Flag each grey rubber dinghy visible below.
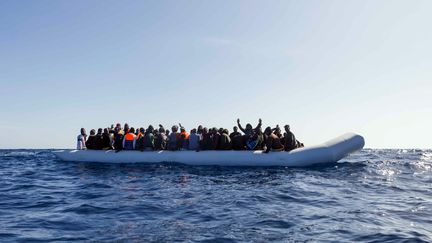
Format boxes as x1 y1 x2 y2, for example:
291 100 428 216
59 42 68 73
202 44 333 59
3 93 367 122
53 133 365 167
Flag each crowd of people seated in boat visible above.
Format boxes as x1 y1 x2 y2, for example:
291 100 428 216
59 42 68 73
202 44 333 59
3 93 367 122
76 119 304 153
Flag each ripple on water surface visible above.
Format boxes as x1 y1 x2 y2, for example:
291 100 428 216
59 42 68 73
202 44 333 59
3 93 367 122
0 149 431 242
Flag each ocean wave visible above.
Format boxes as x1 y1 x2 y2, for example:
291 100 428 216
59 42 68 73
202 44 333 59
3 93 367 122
0 149 431 241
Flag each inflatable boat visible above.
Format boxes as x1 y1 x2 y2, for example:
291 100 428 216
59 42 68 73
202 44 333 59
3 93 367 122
52 133 364 167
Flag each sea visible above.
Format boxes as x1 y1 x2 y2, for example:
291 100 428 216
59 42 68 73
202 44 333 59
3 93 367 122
0 149 431 242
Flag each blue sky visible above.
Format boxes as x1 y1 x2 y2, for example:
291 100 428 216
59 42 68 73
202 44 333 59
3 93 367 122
1 0 431 149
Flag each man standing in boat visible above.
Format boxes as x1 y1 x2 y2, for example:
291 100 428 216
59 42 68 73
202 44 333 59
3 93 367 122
77 128 87 150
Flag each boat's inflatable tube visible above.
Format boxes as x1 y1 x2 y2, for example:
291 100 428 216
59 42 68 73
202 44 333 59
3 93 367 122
53 133 364 167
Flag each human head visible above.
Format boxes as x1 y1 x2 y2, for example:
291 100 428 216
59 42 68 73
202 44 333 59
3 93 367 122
212 127 218 134
97 128 103 134
191 128 197 134
90 129 96 135
180 127 185 133
147 125 154 133
223 129 229 135
129 127 135 134
165 129 170 136
103 128 109 134
233 126 238 132
124 123 129 133
264 126 272 135
284 125 290 132
274 127 282 136
80 128 86 136
197 125 203 133
171 125 178 133
203 127 208 134
140 127 145 134
218 128 224 134
246 123 252 130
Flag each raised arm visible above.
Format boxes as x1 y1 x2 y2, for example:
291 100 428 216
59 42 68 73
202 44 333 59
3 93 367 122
179 123 185 130
255 118 262 130
237 119 246 133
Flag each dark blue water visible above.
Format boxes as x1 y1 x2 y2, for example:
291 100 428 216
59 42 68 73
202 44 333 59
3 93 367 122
0 149 431 242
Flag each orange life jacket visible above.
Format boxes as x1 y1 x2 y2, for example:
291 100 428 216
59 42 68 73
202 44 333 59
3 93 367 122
180 131 189 139
125 133 136 141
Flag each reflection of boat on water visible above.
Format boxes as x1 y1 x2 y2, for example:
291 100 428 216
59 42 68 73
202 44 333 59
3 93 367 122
53 133 365 167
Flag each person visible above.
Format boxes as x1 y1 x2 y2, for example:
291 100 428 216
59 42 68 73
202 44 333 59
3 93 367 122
123 127 136 150
211 127 220 150
101 128 112 150
245 128 264 150
229 126 243 150
85 129 97 150
263 127 284 153
188 128 200 150
135 127 146 151
178 124 189 150
108 128 116 147
273 125 283 138
283 125 298 151
201 127 213 150
237 118 262 137
197 125 203 137
77 128 87 150
144 125 155 150
136 127 145 141
154 125 167 150
229 126 241 140
218 129 232 150
123 123 130 134
237 118 262 150
168 125 179 150
95 128 104 150
254 127 265 150
114 127 124 152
